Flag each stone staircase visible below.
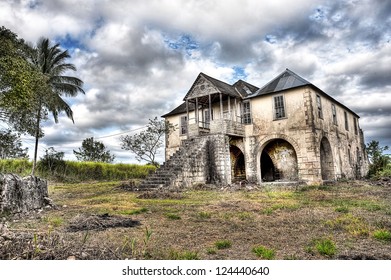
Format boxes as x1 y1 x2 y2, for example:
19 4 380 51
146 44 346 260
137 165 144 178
138 137 208 189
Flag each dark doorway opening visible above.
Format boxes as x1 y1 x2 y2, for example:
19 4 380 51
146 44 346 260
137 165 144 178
261 151 277 181
260 139 298 182
320 137 335 180
230 145 246 181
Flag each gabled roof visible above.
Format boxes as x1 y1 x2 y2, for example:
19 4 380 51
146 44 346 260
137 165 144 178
163 69 360 118
247 68 311 98
233 80 259 97
183 72 241 101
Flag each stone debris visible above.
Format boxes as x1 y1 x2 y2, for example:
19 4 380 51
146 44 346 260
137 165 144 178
0 174 50 214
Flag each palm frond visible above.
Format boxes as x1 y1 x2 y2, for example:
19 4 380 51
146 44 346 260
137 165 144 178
29 37 83 125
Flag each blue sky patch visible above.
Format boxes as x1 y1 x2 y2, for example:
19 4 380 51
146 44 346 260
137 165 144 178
165 34 199 56
233 66 247 81
57 34 85 52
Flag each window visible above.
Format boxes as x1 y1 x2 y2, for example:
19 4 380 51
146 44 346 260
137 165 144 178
332 104 337 125
273 95 286 119
356 147 361 165
344 111 349 130
204 109 212 129
242 101 252 124
353 117 358 135
316 95 323 119
180 115 188 135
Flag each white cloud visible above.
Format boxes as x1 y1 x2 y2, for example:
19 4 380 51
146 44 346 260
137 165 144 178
2 0 391 162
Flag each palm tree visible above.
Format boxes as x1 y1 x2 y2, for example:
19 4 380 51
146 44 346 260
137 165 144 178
30 38 85 175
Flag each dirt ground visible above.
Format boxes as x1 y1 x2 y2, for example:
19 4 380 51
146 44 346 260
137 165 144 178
1 179 391 260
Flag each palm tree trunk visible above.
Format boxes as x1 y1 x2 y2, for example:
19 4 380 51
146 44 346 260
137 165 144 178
31 105 41 176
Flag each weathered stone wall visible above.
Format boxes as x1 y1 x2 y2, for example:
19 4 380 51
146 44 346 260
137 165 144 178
172 134 231 187
0 174 48 213
246 86 368 184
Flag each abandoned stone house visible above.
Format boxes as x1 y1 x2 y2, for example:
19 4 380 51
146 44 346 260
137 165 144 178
141 69 368 188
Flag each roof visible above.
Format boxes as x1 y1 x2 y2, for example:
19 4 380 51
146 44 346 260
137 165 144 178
161 101 194 118
163 73 259 118
163 69 360 118
183 72 242 101
247 68 311 98
233 79 259 97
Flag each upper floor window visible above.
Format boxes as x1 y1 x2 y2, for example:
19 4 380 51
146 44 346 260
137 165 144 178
356 147 361 165
273 95 286 120
353 117 358 135
331 104 337 125
242 101 252 124
316 95 323 119
204 109 212 129
180 115 188 135
344 111 349 131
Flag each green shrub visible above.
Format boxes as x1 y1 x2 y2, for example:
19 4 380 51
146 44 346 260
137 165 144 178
169 250 199 260
314 238 336 257
215 240 232 249
198 211 212 219
373 230 391 241
165 213 181 220
335 205 349 213
252 245 275 260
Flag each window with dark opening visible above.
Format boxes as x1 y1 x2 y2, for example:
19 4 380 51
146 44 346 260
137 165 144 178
332 104 337 125
344 111 349 131
316 95 323 119
180 115 187 135
274 95 286 120
354 117 358 135
242 101 252 124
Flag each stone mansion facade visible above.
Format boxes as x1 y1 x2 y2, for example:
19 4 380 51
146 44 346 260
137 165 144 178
141 69 368 188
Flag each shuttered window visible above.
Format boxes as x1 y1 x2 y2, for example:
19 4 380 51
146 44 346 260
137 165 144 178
274 95 286 119
180 115 188 135
242 101 252 124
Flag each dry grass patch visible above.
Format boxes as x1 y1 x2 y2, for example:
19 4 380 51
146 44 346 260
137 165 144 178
2 180 391 260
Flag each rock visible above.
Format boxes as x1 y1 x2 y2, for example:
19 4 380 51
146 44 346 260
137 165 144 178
67 256 76 260
0 223 14 240
0 174 49 214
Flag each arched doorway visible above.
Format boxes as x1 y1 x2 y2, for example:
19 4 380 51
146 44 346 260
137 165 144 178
230 145 246 181
320 137 335 180
260 139 298 181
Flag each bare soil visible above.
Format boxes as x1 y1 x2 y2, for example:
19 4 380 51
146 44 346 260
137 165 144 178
1 179 391 260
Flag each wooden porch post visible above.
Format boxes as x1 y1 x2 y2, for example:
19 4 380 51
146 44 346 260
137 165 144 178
186 99 189 137
234 98 237 122
219 93 223 120
228 96 231 121
195 97 199 125
209 94 212 121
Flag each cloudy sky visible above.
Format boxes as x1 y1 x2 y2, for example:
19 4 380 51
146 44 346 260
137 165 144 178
1 0 390 163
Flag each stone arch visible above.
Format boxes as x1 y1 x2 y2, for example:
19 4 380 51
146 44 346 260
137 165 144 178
259 138 299 182
230 144 246 181
320 136 335 180
255 134 300 183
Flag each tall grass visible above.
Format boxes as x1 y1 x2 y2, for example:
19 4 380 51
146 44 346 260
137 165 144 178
0 159 32 176
0 159 155 182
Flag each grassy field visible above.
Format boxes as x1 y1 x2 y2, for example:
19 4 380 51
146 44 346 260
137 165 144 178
1 180 391 260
